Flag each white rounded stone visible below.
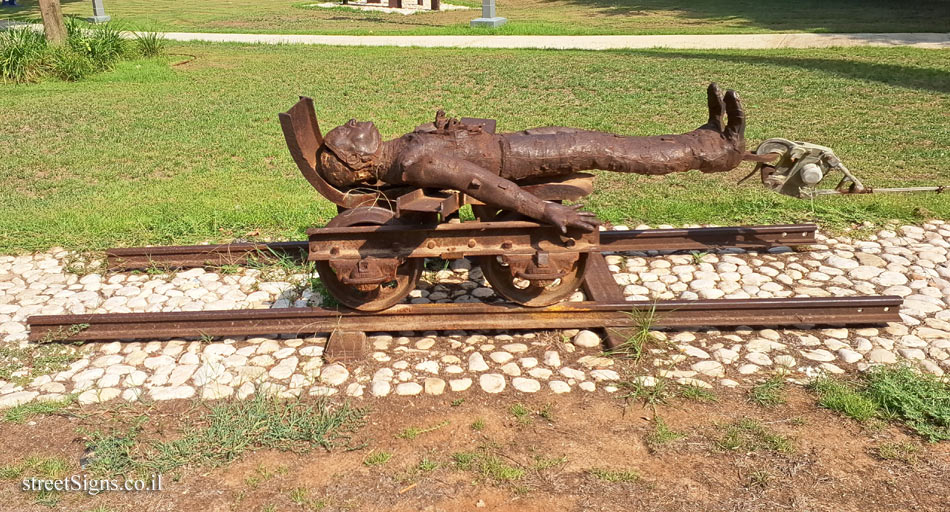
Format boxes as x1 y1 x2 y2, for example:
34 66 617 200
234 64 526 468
479 373 506 393
511 377 541 393
149 385 195 401
320 364 349 386
548 380 571 394
837 349 863 364
468 352 490 372
691 360 725 377
415 360 439 374
424 377 445 395
395 382 423 396
800 349 835 362
572 330 601 348
449 378 473 392
371 380 391 397
489 351 514 364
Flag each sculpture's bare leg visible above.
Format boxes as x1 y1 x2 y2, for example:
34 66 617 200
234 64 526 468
501 84 746 180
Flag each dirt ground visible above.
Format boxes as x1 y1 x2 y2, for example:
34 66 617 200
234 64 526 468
1 386 948 512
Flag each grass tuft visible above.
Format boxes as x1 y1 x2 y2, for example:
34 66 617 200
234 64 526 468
397 420 449 440
810 377 878 422
0 344 83 386
509 403 532 425
617 376 670 406
452 449 525 482
134 31 167 57
417 457 439 472
645 416 685 452
4 395 76 423
811 366 950 442
607 304 659 361
362 450 392 467
0 455 71 480
864 365 950 442
749 375 786 407
587 467 640 483
875 441 920 464
82 394 364 476
716 418 793 454
679 384 717 403
532 455 567 471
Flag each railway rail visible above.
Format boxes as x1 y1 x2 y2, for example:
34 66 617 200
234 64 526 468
28 296 902 345
105 224 817 271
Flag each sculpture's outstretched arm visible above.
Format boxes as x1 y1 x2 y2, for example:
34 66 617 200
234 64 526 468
399 151 601 233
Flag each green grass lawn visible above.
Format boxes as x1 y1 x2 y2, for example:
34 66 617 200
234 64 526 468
2 0 949 36
0 43 948 253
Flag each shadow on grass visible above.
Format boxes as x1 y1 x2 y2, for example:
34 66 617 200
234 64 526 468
550 0 950 33
0 0 86 23
648 50 950 94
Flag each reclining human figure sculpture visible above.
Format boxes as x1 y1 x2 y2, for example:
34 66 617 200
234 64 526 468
316 83 749 233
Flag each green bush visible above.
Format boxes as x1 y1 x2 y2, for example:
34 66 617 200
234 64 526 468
65 18 130 72
0 18 153 83
134 31 167 57
51 46 95 81
0 28 48 82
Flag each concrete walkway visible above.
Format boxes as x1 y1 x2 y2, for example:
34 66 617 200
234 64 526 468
3 21 947 49
159 32 950 50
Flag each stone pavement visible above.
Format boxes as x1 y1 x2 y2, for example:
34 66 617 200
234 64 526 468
0 222 948 409
152 32 950 50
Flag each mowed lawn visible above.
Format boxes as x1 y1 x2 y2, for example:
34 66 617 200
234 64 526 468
2 0 950 35
1 44 948 253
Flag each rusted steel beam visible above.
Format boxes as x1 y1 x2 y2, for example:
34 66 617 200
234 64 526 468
105 224 817 271
581 252 628 349
307 220 598 261
28 296 901 343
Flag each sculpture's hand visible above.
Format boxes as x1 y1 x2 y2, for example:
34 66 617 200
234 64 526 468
543 203 602 233
691 83 746 173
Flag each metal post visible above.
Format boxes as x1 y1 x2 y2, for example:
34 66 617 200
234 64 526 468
88 0 110 23
470 0 506 27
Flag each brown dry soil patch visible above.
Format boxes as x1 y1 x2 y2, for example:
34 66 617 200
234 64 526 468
1 387 948 512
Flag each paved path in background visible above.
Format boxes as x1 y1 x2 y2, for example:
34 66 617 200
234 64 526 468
3 23 947 49
158 32 950 49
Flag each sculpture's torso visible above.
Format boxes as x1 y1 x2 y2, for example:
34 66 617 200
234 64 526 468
391 125 721 185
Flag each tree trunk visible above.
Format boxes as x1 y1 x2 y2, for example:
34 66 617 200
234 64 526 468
38 0 67 45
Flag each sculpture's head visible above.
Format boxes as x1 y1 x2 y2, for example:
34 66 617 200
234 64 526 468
319 119 382 188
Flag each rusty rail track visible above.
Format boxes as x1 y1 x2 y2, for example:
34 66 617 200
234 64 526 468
28 296 900 344
105 224 816 271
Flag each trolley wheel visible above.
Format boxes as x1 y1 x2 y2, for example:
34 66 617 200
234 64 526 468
478 252 588 307
472 207 587 307
314 206 423 312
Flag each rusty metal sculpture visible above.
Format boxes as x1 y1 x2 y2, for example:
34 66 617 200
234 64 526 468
278 83 758 310
309 83 748 233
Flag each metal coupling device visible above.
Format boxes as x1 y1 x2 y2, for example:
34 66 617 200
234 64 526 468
747 138 946 198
